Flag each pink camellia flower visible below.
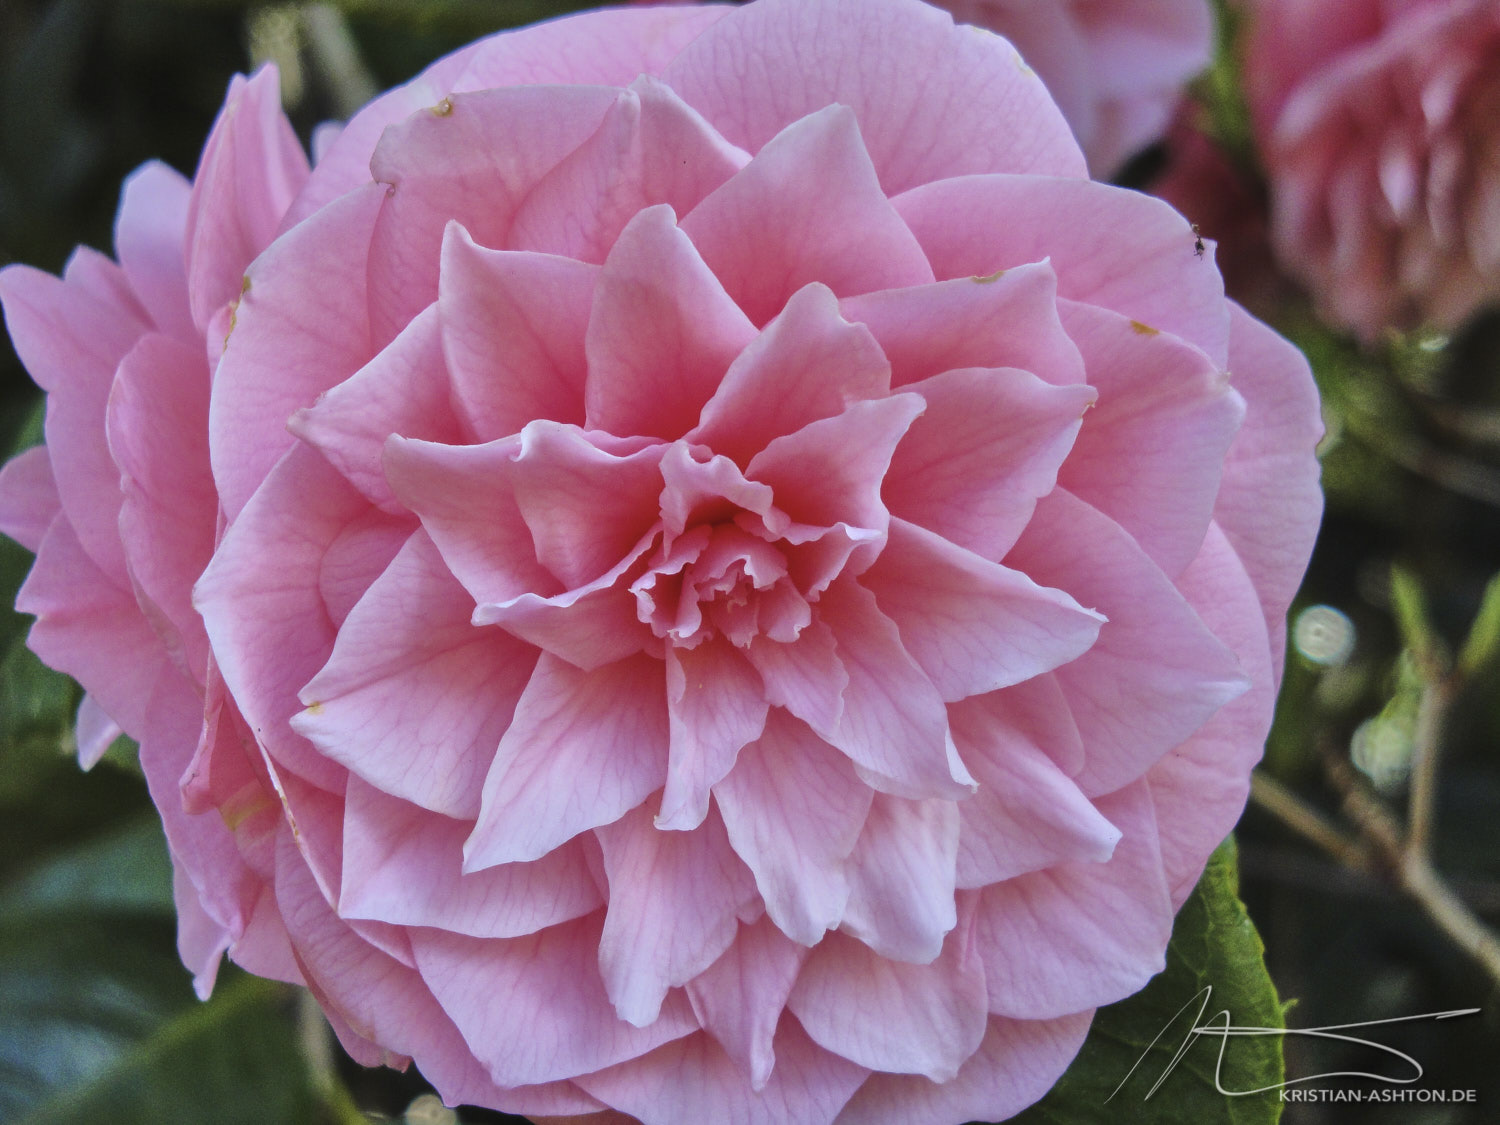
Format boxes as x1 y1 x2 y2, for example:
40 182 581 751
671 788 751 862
0 0 1322 1122
1245 0 1500 339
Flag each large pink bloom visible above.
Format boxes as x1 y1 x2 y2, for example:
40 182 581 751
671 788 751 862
0 1 1322 1122
1246 0 1500 339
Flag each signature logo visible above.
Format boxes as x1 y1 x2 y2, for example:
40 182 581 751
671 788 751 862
1107 986 1480 1101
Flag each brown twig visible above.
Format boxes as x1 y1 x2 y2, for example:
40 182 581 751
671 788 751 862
1248 771 1367 870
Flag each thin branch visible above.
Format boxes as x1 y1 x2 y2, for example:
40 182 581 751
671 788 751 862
1248 771 1367 870
1405 679 1454 859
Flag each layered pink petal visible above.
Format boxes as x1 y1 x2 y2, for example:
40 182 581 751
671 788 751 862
882 367 1095 561
578 1019 869 1125
365 85 619 341
210 183 382 520
289 303 466 514
1148 523 1276 906
185 66 309 333
18 516 167 737
597 802 759 1026
340 777 601 938
510 77 748 263
896 174 1230 366
976 782 1173 1019
834 1011 1093 1125
790 916 986 1082
195 444 366 791
949 690 1120 888
293 531 532 818
691 283 891 467
1 256 147 581
584 204 757 439
465 653 669 868
686 917 810 1091
681 105 934 326
1007 490 1249 795
661 0 1086 192
114 161 195 343
659 639 770 831
715 710 873 946
839 793 960 964
839 263 1086 389
439 228 594 439
411 915 698 1089
743 620 847 737
863 518 1102 702
107 331 215 677
0 445 58 552
816 579 973 801
1055 299 1245 578
1214 303 1325 676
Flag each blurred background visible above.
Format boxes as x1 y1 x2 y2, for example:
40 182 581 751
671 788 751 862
0 1 1497 1123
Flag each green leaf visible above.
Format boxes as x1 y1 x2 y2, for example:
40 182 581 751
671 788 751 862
1457 571 1500 681
1013 837 1285 1125
0 815 343 1125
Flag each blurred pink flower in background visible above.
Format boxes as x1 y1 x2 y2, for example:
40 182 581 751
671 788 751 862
941 0 1215 175
0 0 1323 1122
1245 0 1500 340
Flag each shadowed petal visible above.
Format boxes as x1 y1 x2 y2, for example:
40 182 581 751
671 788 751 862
840 793 959 964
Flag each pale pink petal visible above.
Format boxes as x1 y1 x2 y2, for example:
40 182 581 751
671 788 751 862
340 776 601 938
277 830 588 1111
1006 490 1249 796
681 105 934 326
840 793 959 964
18 516 167 738
839 262 1085 389
1149 523 1276 906
743 620 847 737
863 518 1102 702
114 161 195 342
185 66 309 333
289 5 733 225
210 183 382 521
316 508 412 629
510 77 748 263
292 530 533 818
656 443 781 540
948 690 1121 888
882 367 1095 561
789 913 986 1082
289 303 466 514
1055 298 1245 579
365 85 619 342
597 802 758 1026
411 915 699 1089
815 579 973 801
977 782 1173 1019
577 1019 869 1125
383 433 559 605
584 204 757 439
659 639 769 831
439 227 594 439
895 174 1230 366
746 394 923 540
107 331 215 677
1 258 147 580
465 653 670 869
691 283 891 467
172 862 232 1001
1214 303 1325 678
487 421 667 589
686 917 809 1091
0 445 58 552
834 1011 1093 1125
715 709 873 946
74 693 123 771
660 0 1086 192
194 443 364 791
